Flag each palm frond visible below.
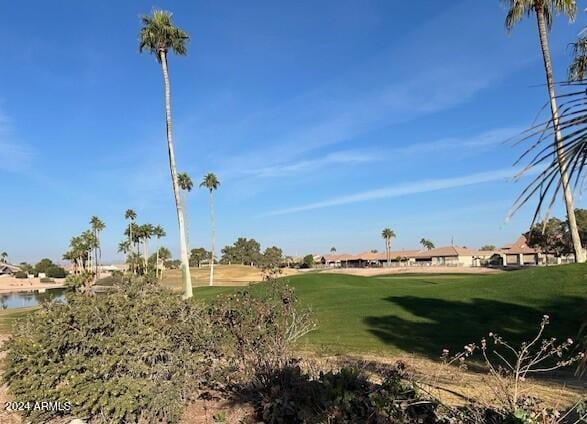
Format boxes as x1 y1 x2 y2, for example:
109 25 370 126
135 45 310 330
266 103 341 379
502 0 576 32
569 36 587 81
200 172 221 191
510 80 587 227
138 9 190 61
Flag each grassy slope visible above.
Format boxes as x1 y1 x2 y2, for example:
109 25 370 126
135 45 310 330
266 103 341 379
197 264 587 357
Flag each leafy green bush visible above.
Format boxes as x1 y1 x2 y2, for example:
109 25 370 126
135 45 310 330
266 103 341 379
45 265 66 278
2 277 216 423
13 271 27 279
39 277 54 283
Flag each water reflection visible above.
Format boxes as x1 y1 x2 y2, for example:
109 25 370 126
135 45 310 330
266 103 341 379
0 288 67 310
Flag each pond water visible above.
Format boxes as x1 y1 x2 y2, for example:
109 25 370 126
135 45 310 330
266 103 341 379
0 288 67 310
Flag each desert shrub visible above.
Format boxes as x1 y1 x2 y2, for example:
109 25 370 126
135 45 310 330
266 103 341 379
45 265 66 278
39 277 54 283
2 277 216 423
441 316 586 423
251 362 440 423
14 271 27 279
209 280 317 382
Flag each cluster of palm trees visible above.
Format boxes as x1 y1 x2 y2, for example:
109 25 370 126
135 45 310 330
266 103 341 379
504 0 586 263
139 11 221 297
63 217 105 276
381 228 396 266
0 252 7 264
170 171 220 286
90 216 105 279
118 209 166 277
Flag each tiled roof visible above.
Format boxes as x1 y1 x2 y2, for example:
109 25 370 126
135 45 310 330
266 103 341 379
0 263 21 272
500 235 541 254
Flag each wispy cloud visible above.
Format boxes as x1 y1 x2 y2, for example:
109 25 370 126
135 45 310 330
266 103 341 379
0 111 34 172
223 126 521 183
393 127 523 156
240 150 376 178
210 2 533 177
264 168 526 216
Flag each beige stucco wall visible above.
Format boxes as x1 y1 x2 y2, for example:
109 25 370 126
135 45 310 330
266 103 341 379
459 255 474 267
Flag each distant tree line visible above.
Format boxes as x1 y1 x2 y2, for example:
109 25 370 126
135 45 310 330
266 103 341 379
16 258 66 279
217 237 285 268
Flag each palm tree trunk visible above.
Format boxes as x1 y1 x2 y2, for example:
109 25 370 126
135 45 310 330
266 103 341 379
144 239 149 273
156 246 160 279
536 9 585 263
98 236 102 280
159 50 193 296
209 190 215 286
129 223 135 275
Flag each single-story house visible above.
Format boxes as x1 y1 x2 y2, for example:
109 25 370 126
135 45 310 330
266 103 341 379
498 235 542 266
0 263 21 276
411 246 495 267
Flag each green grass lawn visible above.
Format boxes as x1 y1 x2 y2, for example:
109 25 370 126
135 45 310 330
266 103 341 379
1 265 585 359
196 264 587 357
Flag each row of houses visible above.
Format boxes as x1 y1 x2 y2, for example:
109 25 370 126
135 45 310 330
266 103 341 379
314 236 571 268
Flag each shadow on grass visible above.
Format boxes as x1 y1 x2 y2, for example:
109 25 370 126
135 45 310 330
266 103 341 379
364 295 585 361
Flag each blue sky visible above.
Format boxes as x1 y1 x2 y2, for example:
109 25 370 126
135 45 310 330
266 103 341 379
1 0 586 263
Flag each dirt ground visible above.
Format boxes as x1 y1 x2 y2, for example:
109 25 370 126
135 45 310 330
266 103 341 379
0 276 65 293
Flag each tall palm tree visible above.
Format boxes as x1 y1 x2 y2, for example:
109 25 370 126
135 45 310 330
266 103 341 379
200 173 220 286
177 172 193 252
124 209 137 274
0 252 7 263
381 228 396 266
153 225 166 279
139 9 193 297
502 0 585 263
89 216 105 279
330 247 337 254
